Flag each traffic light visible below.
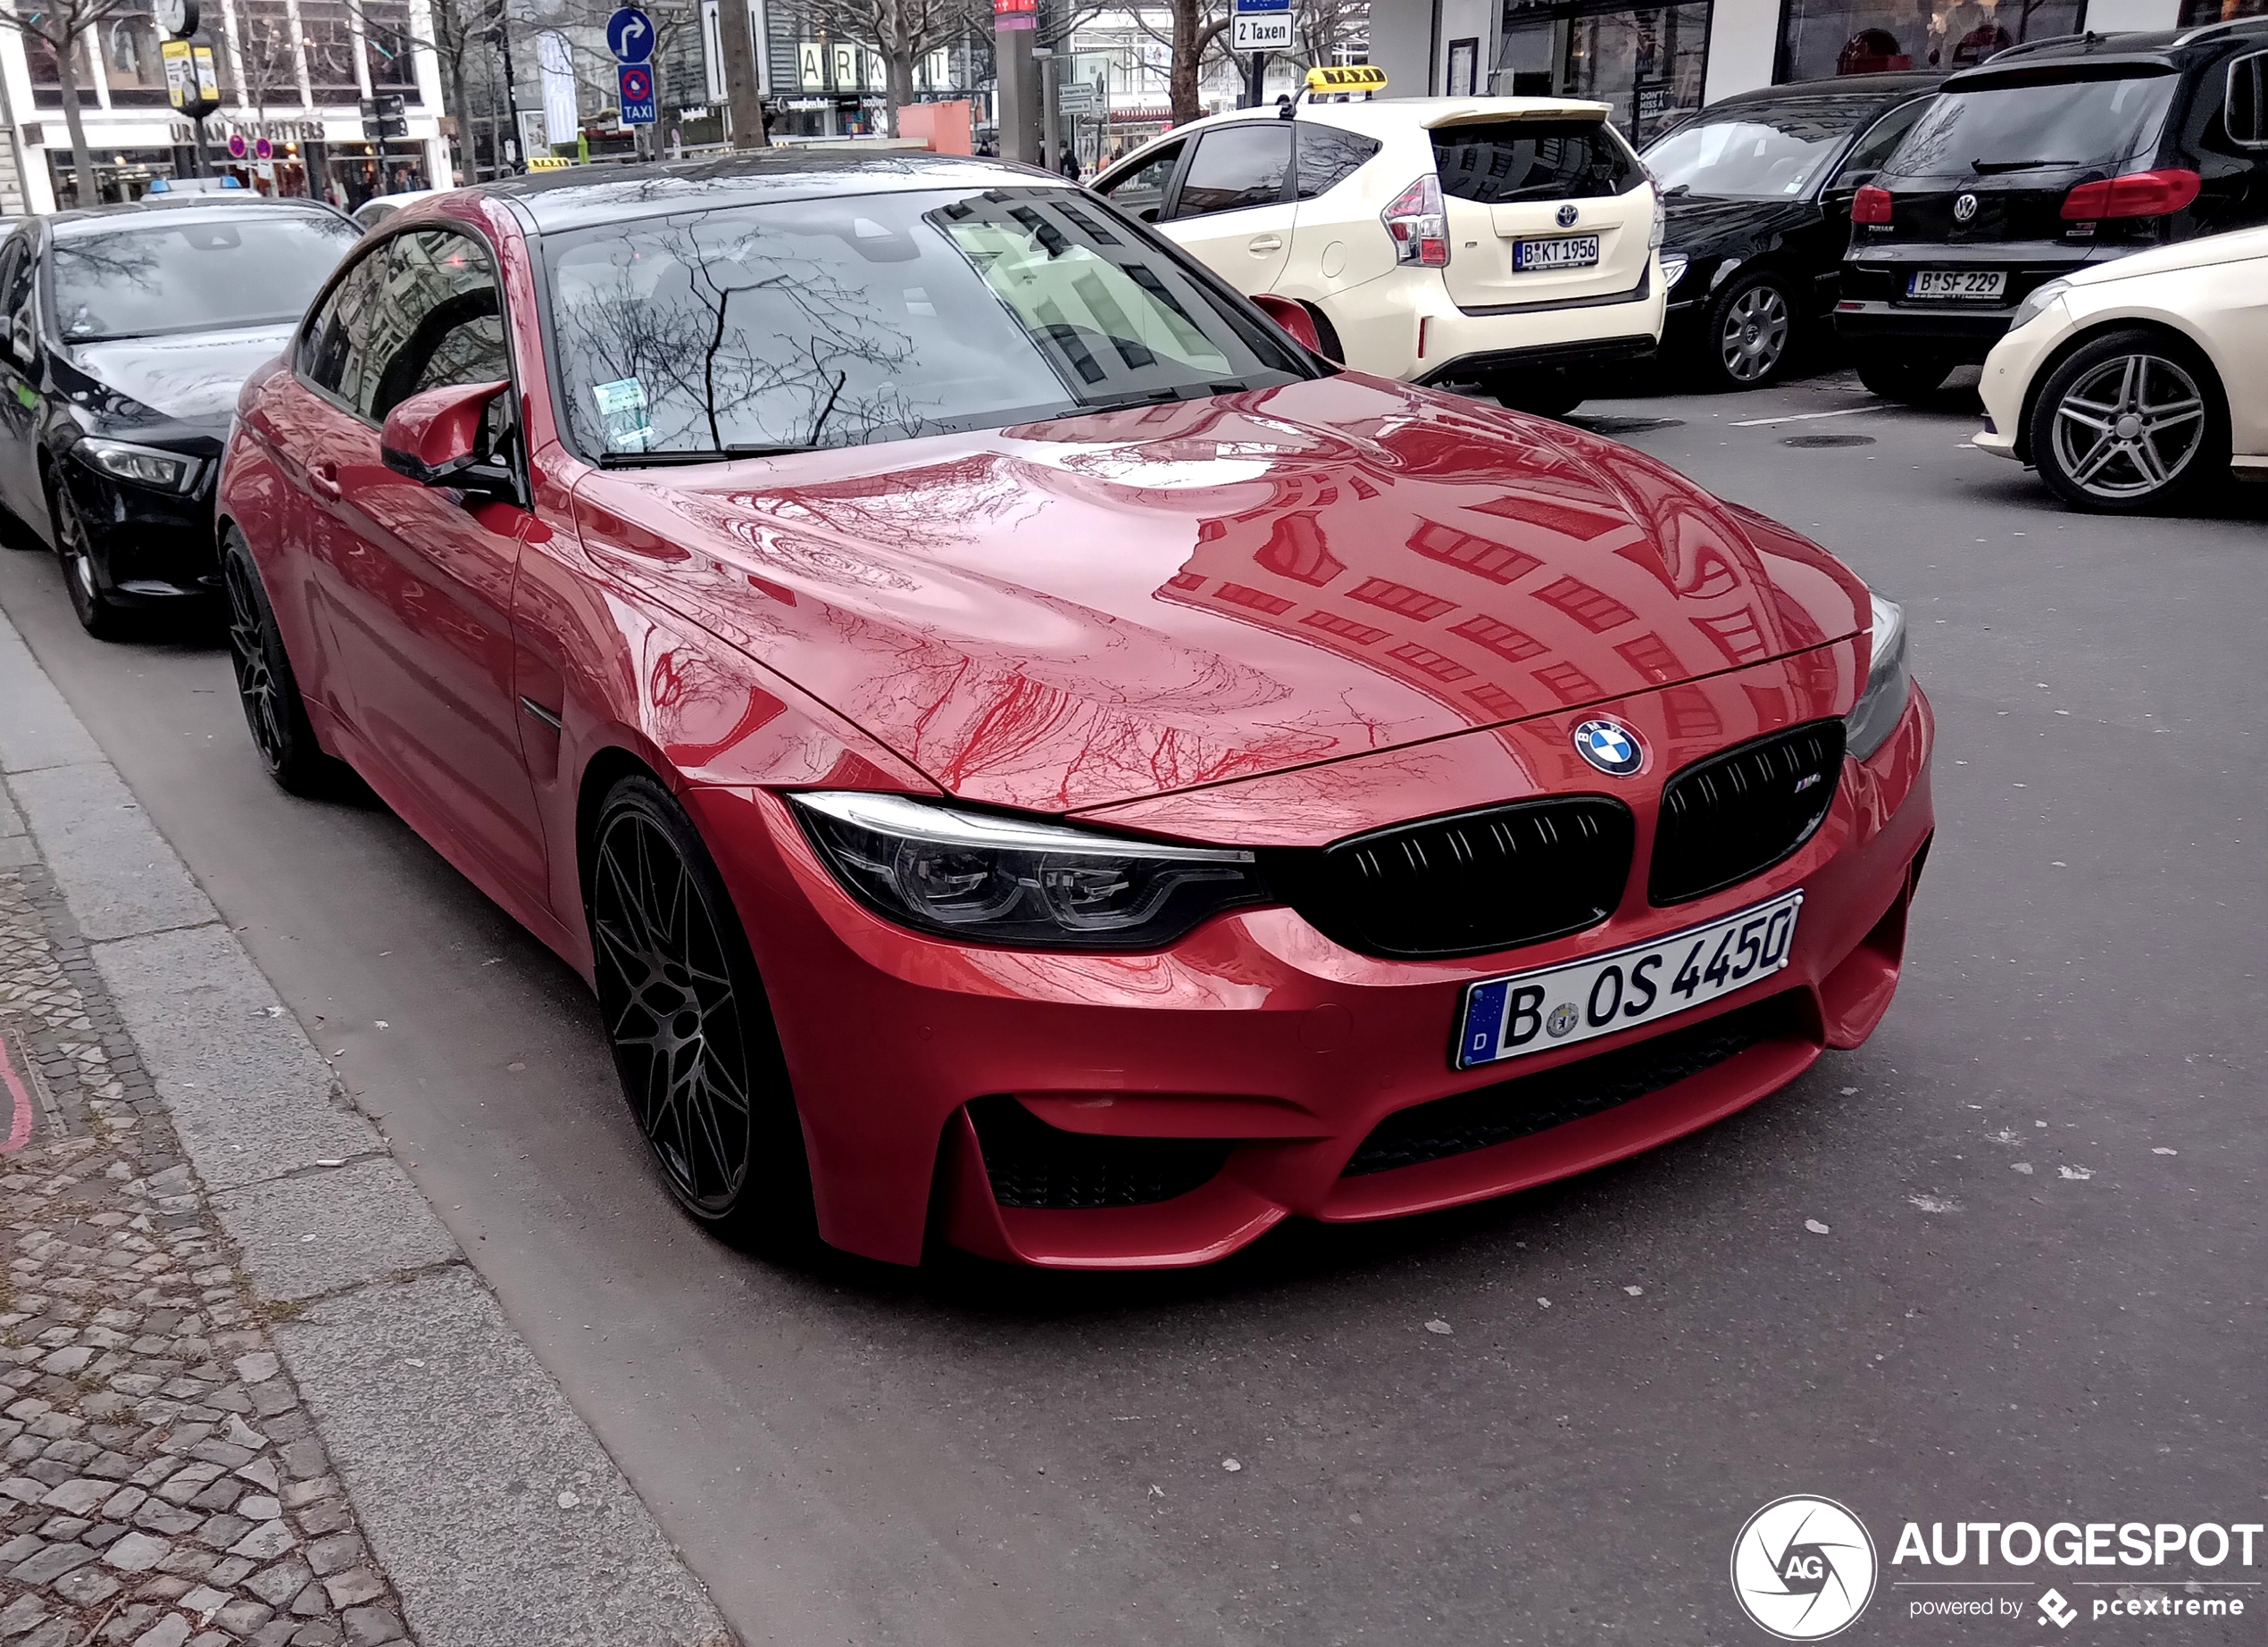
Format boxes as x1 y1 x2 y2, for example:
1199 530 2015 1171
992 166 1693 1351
359 93 408 139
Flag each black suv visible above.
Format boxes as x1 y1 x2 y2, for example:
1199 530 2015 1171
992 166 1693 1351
1836 18 2268 401
1645 71 1942 389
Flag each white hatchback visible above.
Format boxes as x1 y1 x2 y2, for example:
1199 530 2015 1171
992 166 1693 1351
1091 86 1665 415
1976 224 2268 512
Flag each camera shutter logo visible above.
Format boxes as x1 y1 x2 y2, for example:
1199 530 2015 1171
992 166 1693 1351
1954 192 1980 222
1730 1495 1877 1640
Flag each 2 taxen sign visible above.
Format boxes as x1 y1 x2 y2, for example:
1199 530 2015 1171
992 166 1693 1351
618 62 656 124
1230 13 1294 51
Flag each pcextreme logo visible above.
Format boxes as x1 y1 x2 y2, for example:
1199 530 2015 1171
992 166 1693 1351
1731 1496 1879 1640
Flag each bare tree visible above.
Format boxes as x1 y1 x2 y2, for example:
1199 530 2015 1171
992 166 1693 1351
1160 0 1225 123
330 0 507 182
1292 0 1365 71
0 0 142 204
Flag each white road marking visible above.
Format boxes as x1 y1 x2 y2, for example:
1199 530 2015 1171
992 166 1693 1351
1730 403 1889 428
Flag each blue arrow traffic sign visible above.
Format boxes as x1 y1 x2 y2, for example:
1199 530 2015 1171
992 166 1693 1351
618 61 656 121
606 6 654 61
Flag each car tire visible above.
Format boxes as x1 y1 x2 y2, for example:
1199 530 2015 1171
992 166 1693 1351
1702 270 1798 391
1853 350 1951 403
1487 368 1584 419
587 773 817 1254
1303 303 1346 365
48 475 120 638
221 529 342 796
2026 328 2230 515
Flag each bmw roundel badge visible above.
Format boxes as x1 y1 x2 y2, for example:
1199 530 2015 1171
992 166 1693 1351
1555 204 1580 229
1572 718 1643 777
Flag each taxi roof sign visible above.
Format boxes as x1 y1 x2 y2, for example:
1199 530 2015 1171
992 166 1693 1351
1305 63 1387 94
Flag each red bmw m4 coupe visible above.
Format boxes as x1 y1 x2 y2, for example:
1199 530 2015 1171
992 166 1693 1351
216 154 1932 1270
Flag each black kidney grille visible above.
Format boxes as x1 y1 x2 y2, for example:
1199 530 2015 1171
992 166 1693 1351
1344 993 1799 1177
966 1096 1230 1210
1649 720 1845 906
1275 796 1634 961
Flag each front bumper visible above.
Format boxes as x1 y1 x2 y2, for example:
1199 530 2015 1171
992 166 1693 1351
688 662 1936 1271
60 453 222 602
1974 302 2079 464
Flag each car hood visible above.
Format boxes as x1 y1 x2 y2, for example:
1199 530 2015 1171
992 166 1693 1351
1662 195 1818 259
66 323 296 428
2066 222 2268 289
571 373 1869 814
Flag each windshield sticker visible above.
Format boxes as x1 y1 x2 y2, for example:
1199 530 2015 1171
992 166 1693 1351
591 377 653 453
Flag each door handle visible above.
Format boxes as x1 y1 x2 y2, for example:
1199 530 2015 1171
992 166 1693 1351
308 462 342 501
1248 234 1284 254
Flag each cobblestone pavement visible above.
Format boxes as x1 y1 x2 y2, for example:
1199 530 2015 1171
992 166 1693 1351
1 854 418 1647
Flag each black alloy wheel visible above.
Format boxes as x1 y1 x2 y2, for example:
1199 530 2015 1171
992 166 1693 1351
221 531 336 794
2028 329 2229 515
49 478 118 638
1705 272 1797 390
1854 349 1951 404
588 775 813 1250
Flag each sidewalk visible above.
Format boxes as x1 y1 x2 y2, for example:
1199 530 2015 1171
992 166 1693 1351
0 613 731 1647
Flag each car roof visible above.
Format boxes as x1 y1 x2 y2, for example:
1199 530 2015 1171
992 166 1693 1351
471 150 1060 233
45 197 352 238
1710 71 1945 105
1171 96 1617 144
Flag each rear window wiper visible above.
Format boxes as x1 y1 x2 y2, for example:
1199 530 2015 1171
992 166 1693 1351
1969 157 2080 173
596 443 821 467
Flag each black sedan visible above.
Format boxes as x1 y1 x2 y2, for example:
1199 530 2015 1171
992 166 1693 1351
0 196 359 635
1641 73 1942 389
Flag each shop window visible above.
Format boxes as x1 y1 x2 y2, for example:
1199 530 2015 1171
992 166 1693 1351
360 0 421 92
25 28 98 108
299 0 362 100
229 0 305 104
1496 1 1708 145
100 1 170 105
2180 0 2267 21
1776 0 2086 83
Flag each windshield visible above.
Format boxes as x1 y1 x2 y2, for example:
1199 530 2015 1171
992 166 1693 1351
545 186 1310 462
1641 97 1873 198
1883 72 2176 179
50 213 360 342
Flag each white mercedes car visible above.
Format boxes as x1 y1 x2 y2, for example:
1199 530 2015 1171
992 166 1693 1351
1090 71 1665 417
1976 225 2268 512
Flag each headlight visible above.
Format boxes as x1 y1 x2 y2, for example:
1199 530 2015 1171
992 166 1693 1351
791 791 1268 949
1660 252 1689 290
79 437 198 494
1844 593 1912 762
2006 279 2070 334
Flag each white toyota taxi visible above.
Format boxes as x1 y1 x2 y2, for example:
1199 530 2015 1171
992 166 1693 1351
1091 66 1666 416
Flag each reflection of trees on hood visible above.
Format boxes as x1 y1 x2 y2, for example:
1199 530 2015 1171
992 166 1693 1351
554 221 925 453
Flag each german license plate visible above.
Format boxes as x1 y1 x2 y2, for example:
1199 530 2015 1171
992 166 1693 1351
1453 891 1803 1069
1905 269 2006 300
1513 234 1601 271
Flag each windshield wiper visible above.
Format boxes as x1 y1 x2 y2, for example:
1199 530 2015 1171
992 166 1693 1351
1970 157 2080 173
596 443 820 468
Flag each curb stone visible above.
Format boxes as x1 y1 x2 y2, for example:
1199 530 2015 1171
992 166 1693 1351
0 612 733 1647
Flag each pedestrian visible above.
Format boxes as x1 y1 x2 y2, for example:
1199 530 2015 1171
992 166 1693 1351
1057 145 1080 180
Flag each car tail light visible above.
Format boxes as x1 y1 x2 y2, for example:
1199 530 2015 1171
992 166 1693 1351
2060 168 2201 220
1382 176 1449 267
1851 185 1894 225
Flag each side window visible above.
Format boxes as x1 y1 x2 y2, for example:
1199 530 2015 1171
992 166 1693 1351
0 237 29 359
1830 99 1930 190
1173 123 1294 218
300 247 385 402
1294 124 1383 199
1096 140 1185 223
358 230 509 424
2226 51 2267 150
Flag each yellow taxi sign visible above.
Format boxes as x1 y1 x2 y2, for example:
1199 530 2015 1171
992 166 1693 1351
1305 64 1387 95
527 155 575 171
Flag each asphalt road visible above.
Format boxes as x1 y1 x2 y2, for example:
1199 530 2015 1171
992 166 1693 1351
4 370 2263 1646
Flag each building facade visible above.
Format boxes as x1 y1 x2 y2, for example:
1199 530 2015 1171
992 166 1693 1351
0 0 449 215
1366 0 2247 146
